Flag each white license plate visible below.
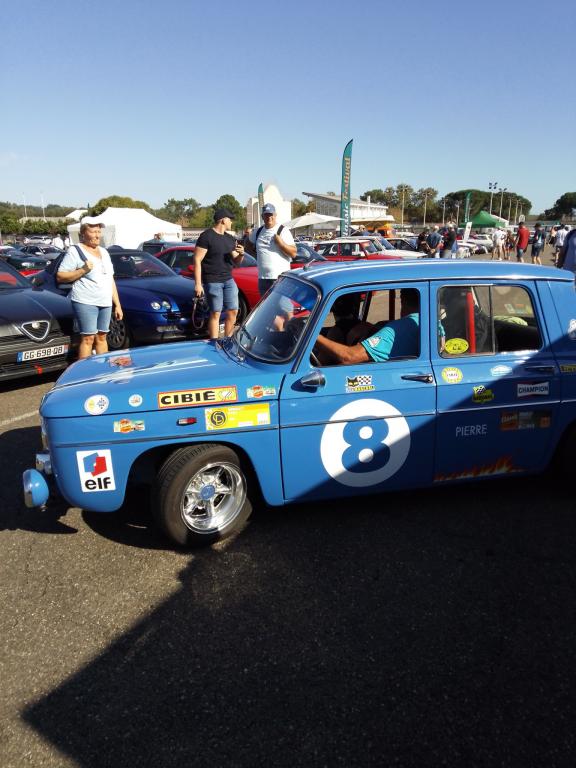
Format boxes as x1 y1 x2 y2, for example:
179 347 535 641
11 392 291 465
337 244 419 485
17 344 69 362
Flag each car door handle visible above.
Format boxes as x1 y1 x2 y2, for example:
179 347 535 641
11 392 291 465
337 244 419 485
524 365 555 374
401 373 434 384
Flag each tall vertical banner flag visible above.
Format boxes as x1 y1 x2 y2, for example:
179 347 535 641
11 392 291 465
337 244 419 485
257 183 264 226
464 191 472 223
340 140 353 237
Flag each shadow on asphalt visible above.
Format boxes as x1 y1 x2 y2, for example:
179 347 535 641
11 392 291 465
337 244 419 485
0 426 76 534
0 369 60 395
23 475 576 766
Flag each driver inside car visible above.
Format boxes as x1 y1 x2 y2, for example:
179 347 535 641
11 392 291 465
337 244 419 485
313 288 420 365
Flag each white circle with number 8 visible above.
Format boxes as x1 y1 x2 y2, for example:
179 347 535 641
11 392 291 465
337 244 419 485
320 399 411 487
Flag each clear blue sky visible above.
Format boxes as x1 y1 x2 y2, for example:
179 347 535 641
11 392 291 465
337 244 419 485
2 0 575 215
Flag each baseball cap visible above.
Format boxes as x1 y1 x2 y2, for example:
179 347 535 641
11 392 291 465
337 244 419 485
261 203 276 215
213 208 234 222
80 216 104 227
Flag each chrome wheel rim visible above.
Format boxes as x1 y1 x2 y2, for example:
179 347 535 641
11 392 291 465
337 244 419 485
180 461 246 533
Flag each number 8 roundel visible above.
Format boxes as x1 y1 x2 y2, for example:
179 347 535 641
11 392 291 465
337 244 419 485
320 399 411 488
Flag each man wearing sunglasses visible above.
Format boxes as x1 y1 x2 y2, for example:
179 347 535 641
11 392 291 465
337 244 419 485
249 203 296 297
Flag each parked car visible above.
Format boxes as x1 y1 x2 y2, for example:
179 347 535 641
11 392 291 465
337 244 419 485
2 252 53 276
0 259 75 381
154 245 260 322
31 249 237 350
18 244 65 259
24 260 576 549
139 239 187 256
386 236 418 251
314 237 419 261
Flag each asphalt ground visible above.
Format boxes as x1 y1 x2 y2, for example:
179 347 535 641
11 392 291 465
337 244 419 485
2 244 576 768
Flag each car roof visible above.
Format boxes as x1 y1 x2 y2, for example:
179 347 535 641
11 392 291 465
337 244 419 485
289 258 569 293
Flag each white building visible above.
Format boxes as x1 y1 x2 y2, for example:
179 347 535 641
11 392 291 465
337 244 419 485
246 184 292 227
302 191 394 229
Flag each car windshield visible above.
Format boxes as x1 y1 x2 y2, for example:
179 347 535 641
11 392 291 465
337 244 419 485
236 277 319 362
0 262 32 289
360 241 380 254
379 238 395 250
111 251 174 278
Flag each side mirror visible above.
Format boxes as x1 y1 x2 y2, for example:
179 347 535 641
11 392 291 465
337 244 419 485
186 264 195 272
299 370 325 389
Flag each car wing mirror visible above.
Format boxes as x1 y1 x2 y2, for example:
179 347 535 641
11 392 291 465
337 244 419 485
299 370 325 389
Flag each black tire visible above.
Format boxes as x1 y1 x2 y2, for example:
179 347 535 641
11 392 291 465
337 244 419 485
153 444 252 547
237 293 249 325
107 316 131 350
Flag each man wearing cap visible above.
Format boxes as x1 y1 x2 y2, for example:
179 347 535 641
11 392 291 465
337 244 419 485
194 208 245 339
249 203 296 297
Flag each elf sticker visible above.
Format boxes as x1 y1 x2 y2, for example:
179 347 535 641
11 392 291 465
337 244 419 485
76 450 116 492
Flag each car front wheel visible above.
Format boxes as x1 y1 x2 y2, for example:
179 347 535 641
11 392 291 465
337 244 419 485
107 316 131 350
153 444 253 547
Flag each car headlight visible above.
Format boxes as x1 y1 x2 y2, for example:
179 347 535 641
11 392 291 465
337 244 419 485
150 300 172 310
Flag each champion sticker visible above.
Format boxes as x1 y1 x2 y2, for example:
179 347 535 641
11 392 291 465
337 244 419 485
346 375 375 393
84 394 109 415
517 382 549 397
76 449 116 492
320 399 410 488
158 386 238 409
128 394 143 407
441 367 463 384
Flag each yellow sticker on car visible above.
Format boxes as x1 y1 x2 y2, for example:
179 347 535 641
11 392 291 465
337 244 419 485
205 403 271 431
157 386 238 409
445 338 469 355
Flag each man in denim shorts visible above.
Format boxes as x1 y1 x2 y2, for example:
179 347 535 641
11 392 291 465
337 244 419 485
194 208 245 339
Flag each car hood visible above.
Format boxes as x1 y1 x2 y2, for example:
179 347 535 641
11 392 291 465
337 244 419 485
0 287 72 325
115 275 195 300
40 339 284 418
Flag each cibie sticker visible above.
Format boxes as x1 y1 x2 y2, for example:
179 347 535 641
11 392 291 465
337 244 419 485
444 338 469 355
84 394 109 416
517 382 549 397
568 319 576 340
320 399 410 488
158 386 238 409
441 367 463 384
128 394 143 408
76 450 116 492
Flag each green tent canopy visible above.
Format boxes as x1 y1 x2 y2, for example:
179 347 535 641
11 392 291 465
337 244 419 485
466 210 508 228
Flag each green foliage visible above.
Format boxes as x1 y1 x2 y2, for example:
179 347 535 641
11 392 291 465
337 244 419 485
88 195 153 216
292 198 314 217
213 194 246 229
155 198 200 225
544 192 576 218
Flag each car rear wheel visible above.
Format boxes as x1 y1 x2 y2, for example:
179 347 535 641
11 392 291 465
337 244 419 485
107 316 131 350
153 444 252 547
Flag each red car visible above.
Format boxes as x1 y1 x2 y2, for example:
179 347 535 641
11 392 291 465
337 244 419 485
313 237 418 262
156 246 260 322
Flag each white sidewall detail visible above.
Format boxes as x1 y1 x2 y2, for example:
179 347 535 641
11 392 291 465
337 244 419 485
320 399 411 488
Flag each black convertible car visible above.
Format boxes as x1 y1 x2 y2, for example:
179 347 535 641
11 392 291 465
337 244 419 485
0 259 75 381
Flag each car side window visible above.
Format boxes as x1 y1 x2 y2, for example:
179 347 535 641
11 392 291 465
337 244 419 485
439 284 542 356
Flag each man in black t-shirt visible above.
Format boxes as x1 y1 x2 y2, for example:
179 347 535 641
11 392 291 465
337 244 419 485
194 208 244 338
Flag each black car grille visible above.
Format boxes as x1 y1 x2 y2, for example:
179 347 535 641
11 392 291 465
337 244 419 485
20 320 51 341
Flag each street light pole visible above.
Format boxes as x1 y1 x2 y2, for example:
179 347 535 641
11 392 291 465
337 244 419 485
499 187 507 218
489 181 497 214
423 191 428 227
401 188 405 228
442 198 446 226
455 202 460 226
514 198 519 224
507 194 513 222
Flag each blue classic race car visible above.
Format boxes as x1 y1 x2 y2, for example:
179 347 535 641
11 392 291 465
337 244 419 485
23 260 576 547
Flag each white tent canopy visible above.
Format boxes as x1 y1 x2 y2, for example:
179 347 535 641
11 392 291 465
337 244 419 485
67 207 182 249
284 212 343 230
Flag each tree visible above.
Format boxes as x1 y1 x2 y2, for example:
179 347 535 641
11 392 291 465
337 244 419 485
292 198 314 217
156 198 200 225
212 194 245 229
89 195 152 216
544 192 576 218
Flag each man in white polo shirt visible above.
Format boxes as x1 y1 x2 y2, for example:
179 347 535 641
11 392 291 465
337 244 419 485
249 203 297 297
